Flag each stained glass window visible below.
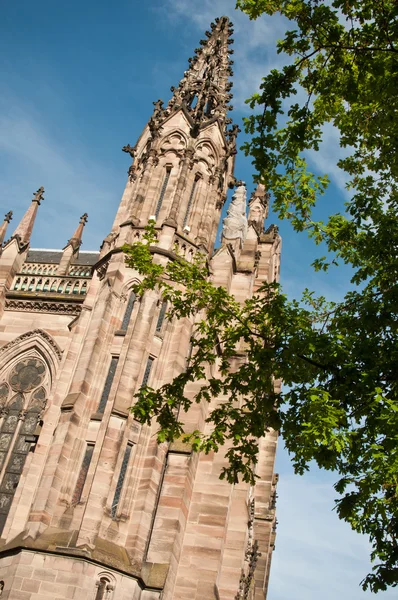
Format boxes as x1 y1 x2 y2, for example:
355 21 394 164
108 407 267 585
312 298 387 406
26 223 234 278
0 356 50 536
111 444 132 519
141 357 154 387
0 384 9 405
155 301 168 333
0 392 34 536
9 359 46 393
155 167 171 219
97 357 118 414
120 292 136 331
72 444 94 505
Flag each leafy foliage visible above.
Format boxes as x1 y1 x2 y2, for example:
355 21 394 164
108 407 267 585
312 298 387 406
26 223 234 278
124 0 398 592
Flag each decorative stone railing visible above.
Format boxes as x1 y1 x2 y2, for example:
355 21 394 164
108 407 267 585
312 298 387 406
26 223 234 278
21 263 92 277
21 263 59 276
11 275 90 296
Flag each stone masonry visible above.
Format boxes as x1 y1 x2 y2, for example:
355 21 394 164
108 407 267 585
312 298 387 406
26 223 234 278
0 16 280 600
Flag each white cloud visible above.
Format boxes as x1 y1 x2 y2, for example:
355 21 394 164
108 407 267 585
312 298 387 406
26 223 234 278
268 455 397 599
0 92 121 250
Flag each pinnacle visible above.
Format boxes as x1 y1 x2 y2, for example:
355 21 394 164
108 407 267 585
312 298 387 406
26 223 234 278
148 16 238 140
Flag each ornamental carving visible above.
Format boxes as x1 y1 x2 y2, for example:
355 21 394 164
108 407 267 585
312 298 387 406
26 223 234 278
0 329 63 361
9 358 46 392
4 299 82 317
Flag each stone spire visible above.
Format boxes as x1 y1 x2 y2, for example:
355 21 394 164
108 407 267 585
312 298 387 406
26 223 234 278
57 213 88 275
147 15 236 140
222 182 248 245
11 187 44 249
0 211 12 248
65 213 88 251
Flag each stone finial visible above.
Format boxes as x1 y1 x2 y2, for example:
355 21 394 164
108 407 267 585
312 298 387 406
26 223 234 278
65 212 88 251
0 211 13 248
222 182 248 243
164 16 236 137
11 187 45 248
32 186 45 204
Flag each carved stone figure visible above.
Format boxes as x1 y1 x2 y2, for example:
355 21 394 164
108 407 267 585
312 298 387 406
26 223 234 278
222 183 248 242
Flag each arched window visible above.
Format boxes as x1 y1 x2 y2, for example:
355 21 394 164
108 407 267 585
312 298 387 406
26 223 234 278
155 301 168 334
154 166 172 219
111 444 132 519
120 292 136 332
183 175 200 229
0 357 48 535
80 282 87 295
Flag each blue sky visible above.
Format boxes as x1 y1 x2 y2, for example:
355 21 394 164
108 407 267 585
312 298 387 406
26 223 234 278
1 1 394 598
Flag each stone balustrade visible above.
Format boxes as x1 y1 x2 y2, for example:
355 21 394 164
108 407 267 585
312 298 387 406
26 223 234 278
11 274 90 296
20 263 92 277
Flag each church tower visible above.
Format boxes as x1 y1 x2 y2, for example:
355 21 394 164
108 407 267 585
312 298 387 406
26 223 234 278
0 16 280 600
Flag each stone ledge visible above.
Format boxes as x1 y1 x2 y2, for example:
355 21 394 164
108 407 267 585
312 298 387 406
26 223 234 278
141 562 169 588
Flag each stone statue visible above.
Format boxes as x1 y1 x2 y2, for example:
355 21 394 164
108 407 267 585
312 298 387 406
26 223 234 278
222 183 248 242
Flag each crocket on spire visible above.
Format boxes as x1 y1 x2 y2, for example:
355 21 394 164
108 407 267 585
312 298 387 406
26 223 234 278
146 16 237 141
0 211 13 249
65 212 88 251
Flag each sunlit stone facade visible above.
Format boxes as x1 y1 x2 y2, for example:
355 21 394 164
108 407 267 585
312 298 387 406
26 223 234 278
0 16 280 600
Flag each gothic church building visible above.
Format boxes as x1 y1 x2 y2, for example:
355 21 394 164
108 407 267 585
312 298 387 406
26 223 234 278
0 17 280 600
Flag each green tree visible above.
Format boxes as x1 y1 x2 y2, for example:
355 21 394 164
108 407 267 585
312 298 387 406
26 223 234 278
124 0 398 591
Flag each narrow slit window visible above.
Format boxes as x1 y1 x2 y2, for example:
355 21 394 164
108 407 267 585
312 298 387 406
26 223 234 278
97 357 118 414
183 176 199 229
121 292 136 331
111 444 132 518
141 357 154 387
155 301 167 333
155 166 171 219
72 444 94 505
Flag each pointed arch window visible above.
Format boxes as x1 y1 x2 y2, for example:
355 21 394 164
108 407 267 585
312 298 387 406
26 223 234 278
120 292 136 332
0 357 48 535
190 94 198 109
183 175 200 229
72 443 94 505
155 166 172 219
111 443 132 519
97 357 118 414
141 357 154 387
155 301 168 334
